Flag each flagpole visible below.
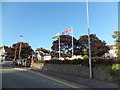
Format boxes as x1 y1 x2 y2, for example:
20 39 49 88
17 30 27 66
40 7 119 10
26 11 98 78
86 0 92 79
59 34 61 60
71 26 74 58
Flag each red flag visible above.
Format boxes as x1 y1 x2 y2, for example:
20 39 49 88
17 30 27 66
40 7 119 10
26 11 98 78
62 29 72 34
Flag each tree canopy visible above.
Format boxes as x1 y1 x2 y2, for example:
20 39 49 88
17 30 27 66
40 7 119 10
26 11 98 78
112 31 120 59
51 35 77 57
36 47 50 53
51 34 109 57
8 42 34 59
76 34 109 57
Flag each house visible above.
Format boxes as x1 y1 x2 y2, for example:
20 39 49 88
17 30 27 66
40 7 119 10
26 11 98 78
66 55 83 60
0 46 7 61
104 45 117 59
0 45 12 61
36 51 51 60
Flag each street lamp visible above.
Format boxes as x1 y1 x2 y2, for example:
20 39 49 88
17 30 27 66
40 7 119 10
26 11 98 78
18 35 23 64
14 44 17 60
13 44 17 67
86 0 92 79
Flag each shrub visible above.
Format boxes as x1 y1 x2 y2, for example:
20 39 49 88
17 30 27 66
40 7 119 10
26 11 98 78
92 58 120 66
44 58 89 66
105 65 120 79
112 64 120 70
83 55 89 60
45 58 120 68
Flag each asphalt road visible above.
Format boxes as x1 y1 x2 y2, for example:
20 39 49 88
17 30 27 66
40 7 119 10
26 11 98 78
1 61 83 89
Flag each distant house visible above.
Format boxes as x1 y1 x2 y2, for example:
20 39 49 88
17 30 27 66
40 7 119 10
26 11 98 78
36 51 51 60
104 45 117 59
0 45 12 61
66 55 83 60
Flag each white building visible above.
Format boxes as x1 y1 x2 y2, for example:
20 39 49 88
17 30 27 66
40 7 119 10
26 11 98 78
104 45 117 59
66 55 83 60
0 46 7 61
36 51 51 60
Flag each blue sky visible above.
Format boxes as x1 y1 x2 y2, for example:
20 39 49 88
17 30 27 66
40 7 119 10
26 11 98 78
2 2 118 50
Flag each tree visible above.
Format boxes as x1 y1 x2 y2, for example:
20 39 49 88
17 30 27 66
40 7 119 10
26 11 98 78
12 42 33 59
5 46 15 59
82 49 89 60
112 31 120 59
0 46 14 59
51 35 77 57
76 34 109 57
0 46 2 49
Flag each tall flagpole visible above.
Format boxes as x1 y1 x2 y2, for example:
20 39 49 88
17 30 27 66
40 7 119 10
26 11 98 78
59 33 61 60
86 0 92 79
71 26 74 58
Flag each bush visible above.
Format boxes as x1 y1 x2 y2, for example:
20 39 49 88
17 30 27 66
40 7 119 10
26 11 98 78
105 65 120 79
45 58 89 66
83 55 89 60
112 64 120 70
45 58 120 68
92 58 120 66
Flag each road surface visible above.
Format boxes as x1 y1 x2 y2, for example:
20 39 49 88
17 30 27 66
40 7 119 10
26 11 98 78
1 61 85 89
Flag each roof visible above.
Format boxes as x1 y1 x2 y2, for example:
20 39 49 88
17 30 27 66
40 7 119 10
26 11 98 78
4 47 11 53
107 45 115 49
0 45 12 53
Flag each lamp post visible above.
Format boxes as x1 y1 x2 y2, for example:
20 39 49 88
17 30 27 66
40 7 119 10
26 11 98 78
14 45 17 60
13 45 17 67
86 0 92 79
18 35 23 64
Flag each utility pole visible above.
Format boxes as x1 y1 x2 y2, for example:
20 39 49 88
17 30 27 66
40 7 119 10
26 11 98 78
59 33 61 60
71 26 74 58
86 0 92 79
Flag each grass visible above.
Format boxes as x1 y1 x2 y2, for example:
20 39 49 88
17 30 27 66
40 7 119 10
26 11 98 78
31 66 41 69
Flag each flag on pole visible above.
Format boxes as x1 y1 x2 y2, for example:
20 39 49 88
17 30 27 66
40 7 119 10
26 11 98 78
52 33 60 39
62 28 72 34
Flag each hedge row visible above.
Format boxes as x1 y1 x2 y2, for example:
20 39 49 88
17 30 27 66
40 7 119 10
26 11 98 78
45 58 120 66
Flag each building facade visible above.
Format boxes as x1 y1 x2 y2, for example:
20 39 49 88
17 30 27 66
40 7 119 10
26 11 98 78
0 46 6 61
104 45 117 59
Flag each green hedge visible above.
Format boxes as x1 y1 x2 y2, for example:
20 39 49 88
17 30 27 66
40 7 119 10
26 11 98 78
45 58 120 67
105 65 120 79
45 59 89 66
